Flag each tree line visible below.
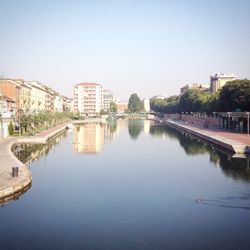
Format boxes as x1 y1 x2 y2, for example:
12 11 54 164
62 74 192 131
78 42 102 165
9 111 72 136
150 79 250 114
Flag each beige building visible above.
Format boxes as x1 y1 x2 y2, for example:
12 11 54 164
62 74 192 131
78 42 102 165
116 101 128 114
14 80 32 111
44 86 56 112
29 81 47 112
210 73 236 93
73 83 103 116
180 83 210 95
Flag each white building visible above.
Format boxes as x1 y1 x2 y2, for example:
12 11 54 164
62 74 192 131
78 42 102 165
73 83 103 116
54 95 64 112
103 89 115 112
143 98 150 112
210 73 236 93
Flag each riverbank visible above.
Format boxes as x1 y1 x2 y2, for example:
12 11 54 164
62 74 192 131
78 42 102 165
0 121 71 201
165 119 250 154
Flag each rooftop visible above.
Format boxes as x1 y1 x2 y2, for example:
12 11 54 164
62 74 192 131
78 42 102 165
211 73 236 79
75 83 101 87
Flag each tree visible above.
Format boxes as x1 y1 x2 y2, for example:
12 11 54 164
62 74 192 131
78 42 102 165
110 101 117 113
100 109 108 115
128 93 144 113
179 89 209 113
217 79 250 111
8 121 14 136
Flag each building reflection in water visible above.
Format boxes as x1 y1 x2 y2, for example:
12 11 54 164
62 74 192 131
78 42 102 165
73 121 118 154
144 120 150 134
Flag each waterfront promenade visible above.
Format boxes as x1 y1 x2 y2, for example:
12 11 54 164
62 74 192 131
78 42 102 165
165 119 250 154
0 121 71 201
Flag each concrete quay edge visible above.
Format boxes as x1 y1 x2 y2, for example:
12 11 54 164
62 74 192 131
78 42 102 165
165 119 250 154
0 121 71 201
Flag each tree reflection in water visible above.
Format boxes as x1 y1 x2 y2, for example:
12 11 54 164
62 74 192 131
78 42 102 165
149 124 250 182
12 131 67 165
128 120 143 140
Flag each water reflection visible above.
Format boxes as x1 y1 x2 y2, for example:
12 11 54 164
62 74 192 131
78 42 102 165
128 120 144 140
0 184 31 205
149 124 250 182
13 131 67 164
2 120 250 249
73 121 118 154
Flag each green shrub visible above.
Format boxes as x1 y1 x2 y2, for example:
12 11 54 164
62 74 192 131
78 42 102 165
8 121 14 136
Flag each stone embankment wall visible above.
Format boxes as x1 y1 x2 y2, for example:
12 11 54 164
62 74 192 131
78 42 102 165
0 121 71 201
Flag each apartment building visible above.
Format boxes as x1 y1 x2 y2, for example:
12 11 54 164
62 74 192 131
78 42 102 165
0 95 15 114
116 101 128 114
210 73 236 93
180 83 210 95
62 96 74 112
73 83 102 116
14 79 32 111
103 89 115 112
29 81 47 112
54 94 64 112
44 86 56 112
0 79 21 110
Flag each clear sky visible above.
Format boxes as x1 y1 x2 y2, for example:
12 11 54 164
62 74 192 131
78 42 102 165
1 0 250 100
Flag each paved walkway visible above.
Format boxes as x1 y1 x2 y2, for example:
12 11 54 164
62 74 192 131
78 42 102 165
178 120 250 145
0 121 71 201
166 119 250 154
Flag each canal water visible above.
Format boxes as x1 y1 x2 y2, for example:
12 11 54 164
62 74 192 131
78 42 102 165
1 120 250 250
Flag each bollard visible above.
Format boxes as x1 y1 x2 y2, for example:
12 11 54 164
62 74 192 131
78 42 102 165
12 167 19 177
12 167 16 178
15 167 19 177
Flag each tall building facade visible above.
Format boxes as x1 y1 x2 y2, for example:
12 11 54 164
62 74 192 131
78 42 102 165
103 89 115 112
210 73 236 93
29 81 47 112
73 83 102 116
14 79 32 111
143 98 150 112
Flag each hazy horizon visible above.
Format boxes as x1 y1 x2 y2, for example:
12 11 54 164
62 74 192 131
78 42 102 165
1 0 250 100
